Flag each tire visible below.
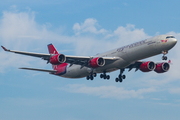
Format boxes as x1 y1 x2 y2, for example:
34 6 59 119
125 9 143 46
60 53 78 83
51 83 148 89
162 56 165 60
100 74 104 78
107 75 110 80
122 75 126 79
115 78 119 82
90 76 94 80
119 78 123 82
94 73 97 77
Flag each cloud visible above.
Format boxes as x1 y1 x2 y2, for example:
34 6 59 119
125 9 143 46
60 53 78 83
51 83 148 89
58 84 156 99
169 88 180 94
73 18 107 35
72 23 150 56
1 97 48 106
0 8 74 48
105 24 150 45
0 8 151 72
0 8 180 89
0 10 37 42
0 8 73 72
1 7 180 103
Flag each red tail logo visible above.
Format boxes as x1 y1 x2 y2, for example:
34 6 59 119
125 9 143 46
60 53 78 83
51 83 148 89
48 44 58 54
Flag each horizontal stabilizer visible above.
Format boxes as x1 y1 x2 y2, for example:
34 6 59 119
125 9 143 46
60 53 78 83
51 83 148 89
1 46 9 51
19 67 57 73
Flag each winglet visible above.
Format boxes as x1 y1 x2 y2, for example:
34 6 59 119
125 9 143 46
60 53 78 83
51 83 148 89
1 46 9 51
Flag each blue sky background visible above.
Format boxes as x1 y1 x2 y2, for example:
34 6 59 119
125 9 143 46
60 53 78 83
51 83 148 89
1 0 180 120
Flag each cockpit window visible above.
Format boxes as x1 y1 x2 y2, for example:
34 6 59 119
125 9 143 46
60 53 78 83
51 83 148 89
166 36 175 39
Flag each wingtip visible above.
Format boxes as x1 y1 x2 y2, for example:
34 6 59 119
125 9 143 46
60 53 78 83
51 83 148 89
1 46 8 51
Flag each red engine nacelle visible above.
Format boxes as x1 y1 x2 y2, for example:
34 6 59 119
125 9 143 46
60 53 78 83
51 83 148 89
89 57 105 68
50 54 66 65
154 62 170 73
140 61 156 72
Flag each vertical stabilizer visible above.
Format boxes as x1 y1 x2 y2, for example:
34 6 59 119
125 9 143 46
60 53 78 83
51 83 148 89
48 44 59 70
48 44 58 54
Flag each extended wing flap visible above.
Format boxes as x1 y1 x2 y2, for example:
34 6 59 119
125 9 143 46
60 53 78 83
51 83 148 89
19 67 57 73
126 61 142 72
65 55 120 67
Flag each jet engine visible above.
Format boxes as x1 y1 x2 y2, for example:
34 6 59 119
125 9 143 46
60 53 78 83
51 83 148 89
89 57 105 68
154 62 170 73
140 61 156 72
50 54 66 65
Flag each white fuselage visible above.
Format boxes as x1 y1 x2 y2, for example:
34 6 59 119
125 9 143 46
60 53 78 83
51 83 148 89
61 35 177 78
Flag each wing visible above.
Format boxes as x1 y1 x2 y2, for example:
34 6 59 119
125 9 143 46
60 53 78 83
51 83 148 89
19 67 57 73
66 55 120 67
1 46 51 61
1 46 119 67
126 61 143 72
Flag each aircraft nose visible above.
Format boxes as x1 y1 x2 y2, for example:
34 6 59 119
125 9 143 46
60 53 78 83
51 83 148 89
172 38 177 45
168 38 177 48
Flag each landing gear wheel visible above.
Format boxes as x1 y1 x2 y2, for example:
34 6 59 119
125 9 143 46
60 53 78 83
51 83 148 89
107 75 110 80
100 72 110 80
162 56 167 60
116 69 126 83
87 73 95 80
90 75 94 80
162 51 168 60
119 78 123 82
93 73 97 77
100 74 104 78
162 56 164 60
122 75 126 79
115 78 119 82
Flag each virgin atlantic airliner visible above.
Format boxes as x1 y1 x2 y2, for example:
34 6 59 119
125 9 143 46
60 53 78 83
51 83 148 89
1 35 177 83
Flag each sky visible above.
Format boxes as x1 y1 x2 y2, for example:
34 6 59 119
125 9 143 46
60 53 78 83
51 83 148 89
1 0 180 120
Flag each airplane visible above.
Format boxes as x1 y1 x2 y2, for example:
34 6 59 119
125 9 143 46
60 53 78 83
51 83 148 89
1 35 177 83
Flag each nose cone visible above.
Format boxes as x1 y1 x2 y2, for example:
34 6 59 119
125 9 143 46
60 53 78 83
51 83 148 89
171 38 177 46
168 38 177 49
174 38 177 44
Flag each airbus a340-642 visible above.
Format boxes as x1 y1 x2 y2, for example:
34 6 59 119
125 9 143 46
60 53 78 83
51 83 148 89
1 35 177 83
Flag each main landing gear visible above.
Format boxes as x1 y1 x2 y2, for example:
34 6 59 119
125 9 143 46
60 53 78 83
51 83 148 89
86 70 126 83
115 69 126 83
162 50 168 60
100 72 110 80
86 73 97 80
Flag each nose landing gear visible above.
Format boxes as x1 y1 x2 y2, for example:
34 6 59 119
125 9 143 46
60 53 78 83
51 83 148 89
162 50 168 60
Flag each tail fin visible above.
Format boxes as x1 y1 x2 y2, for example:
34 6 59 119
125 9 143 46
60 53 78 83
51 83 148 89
48 44 58 54
48 44 60 70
